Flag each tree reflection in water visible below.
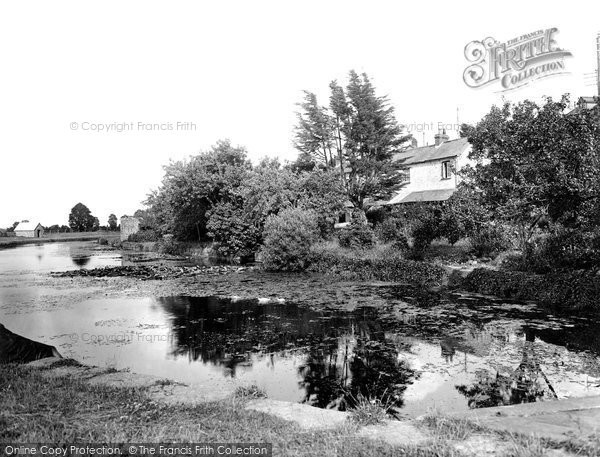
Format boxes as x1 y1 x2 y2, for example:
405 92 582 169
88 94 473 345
71 257 91 267
157 296 415 412
456 328 558 408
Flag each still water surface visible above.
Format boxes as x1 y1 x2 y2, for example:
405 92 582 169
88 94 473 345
1 242 599 417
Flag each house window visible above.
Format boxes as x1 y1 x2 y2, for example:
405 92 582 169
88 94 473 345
441 160 452 180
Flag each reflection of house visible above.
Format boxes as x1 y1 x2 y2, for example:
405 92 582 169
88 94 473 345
14 221 44 238
386 132 473 205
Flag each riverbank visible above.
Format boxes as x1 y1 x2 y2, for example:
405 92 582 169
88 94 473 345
450 267 600 312
1 359 591 456
0 232 120 250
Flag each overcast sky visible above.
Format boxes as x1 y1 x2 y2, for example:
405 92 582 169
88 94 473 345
0 0 598 227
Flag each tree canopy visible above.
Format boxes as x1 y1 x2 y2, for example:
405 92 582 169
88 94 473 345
294 70 411 209
144 140 346 257
68 203 96 232
461 95 600 242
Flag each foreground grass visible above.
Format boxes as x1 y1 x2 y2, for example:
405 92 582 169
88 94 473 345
3 364 596 456
0 364 440 456
421 414 600 457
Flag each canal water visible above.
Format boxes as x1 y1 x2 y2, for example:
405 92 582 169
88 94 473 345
1 242 599 417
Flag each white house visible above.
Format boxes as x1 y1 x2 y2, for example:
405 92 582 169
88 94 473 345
14 221 45 238
386 132 472 205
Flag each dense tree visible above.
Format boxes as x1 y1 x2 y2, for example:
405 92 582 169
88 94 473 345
146 140 251 240
288 151 316 173
294 91 335 167
68 203 95 232
107 214 118 231
207 161 346 257
463 95 600 245
294 71 411 210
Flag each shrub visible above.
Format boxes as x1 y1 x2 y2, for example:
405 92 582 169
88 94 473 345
309 242 445 286
468 224 510 258
391 234 410 252
452 267 600 311
261 208 319 271
206 203 261 258
408 220 438 260
338 211 375 249
338 224 375 249
158 238 184 256
504 227 600 273
375 218 402 243
128 230 160 242
98 238 109 246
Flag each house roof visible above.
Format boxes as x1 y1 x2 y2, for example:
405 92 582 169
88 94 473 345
386 189 455 205
15 222 43 231
393 137 470 166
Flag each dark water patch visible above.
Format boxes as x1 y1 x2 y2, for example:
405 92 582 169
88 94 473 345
158 296 415 414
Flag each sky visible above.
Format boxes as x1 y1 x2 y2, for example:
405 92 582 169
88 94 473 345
0 0 599 227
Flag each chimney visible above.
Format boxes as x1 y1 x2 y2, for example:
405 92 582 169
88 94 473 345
434 129 449 147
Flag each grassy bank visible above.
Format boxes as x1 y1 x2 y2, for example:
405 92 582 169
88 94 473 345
2 363 590 456
308 242 446 286
450 267 600 311
0 364 425 456
0 232 120 250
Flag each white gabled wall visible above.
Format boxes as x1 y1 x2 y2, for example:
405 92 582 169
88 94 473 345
393 145 473 202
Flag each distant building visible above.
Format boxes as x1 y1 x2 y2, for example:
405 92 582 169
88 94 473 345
386 133 473 205
120 216 141 241
14 221 44 238
568 96 599 115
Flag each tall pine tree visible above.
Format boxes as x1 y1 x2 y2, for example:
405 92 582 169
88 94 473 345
294 71 410 210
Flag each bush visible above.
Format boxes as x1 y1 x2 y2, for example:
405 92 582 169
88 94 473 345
98 237 109 246
338 224 375 249
375 218 402 243
452 267 600 311
261 208 319 271
504 227 600 273
408 220 438 260
309 242 445 286
338 211 375 249
157 237 184 256
128 230 160 242
468 224 510 258
206 203 261 258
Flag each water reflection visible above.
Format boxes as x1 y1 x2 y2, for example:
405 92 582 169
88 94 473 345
157 296 416 412
71 256 91 267
455 328 561 408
